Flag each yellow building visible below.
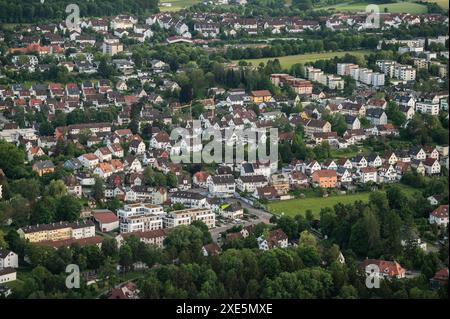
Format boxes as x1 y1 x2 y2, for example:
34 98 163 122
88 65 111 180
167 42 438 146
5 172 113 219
250 90 272 103
17 221 95 243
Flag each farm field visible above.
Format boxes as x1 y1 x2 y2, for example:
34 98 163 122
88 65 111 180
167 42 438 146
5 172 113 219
234 50 370 69
159 0 201 11
318 1 428 14
267 184 421 217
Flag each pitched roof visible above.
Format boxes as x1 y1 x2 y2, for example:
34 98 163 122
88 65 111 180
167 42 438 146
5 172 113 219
431 205 449 218
360 259 406 278
92 210 118 224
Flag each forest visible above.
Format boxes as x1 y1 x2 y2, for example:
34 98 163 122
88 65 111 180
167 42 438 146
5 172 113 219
0 0 159 23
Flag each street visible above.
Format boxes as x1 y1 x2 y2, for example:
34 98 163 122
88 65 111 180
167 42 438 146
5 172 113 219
209 196 274 243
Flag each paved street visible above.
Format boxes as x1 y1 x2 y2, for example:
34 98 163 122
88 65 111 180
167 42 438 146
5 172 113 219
209 196 274 243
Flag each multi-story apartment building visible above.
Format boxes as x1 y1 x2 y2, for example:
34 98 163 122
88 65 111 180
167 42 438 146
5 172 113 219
169 191 208 208
164 208 216 229
376 60 416 81
102 38 123 56
17 221 95 243
236 175 269 193
117 203 165 233
207 174 236 198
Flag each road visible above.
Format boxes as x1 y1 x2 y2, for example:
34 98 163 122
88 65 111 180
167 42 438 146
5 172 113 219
180 188 274 243
209 196 274 243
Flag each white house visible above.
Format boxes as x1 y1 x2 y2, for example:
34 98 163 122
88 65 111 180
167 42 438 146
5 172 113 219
352 156 368 169
257 229 288 251
429 205 449 227
107 143 124 158
92 210 119 232
95 147 113 162
337 167 353 184
78 153 99 169
129 139 146 155
0 250 19 269
0 268 16 284
236 175 268 193
207 175 235 198
367 154 383 167
170 191 207 208
358 167 378 183
424 158 441 175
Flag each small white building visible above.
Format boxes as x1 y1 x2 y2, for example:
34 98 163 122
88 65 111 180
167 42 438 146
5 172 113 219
0 250 19 269
429 205 449 227
0 268 16 284
92 210 119 232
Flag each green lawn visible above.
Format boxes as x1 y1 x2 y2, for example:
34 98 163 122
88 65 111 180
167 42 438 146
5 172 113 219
268 192 371 217
424 0 449 9
234 50 370 69
159 0 201 11
267 184 422 218
330 146 372 159
319 1 428 14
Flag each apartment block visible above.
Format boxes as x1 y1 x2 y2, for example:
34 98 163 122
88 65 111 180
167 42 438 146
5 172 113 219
117 203 165 233
164 208 216 229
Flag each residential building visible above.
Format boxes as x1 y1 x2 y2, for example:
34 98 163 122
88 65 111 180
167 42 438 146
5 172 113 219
0 250 18 269
360 259 406 280
92 210 119 232
429 205 449 227
207 174 235 198
17 220 95 243
311 170 337 188
117 203 165 233
236 175 268 193
169 191 208 208
257 229 288 250
164 208 215 229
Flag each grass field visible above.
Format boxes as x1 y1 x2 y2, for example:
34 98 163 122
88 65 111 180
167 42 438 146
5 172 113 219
234 50 370 69
267 184 422 218
268 193 371 217
159 0 201 11
319 1 428 14
424 0 449 9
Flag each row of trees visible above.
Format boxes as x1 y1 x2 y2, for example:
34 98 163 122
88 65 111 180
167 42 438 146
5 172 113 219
225 34 379 60
0 0 159 23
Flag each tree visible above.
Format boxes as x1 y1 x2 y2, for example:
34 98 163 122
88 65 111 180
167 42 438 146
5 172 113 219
164 225 204 263
299 230 317 248
293 0 313 10
99 256 118 288
46 180 67 198
119 244 134 271
167 172 178 188
10 179 41 202
56 195 82 222
0 230 8 250
386 101 406 127
101 238 119 260
0 141 26 178
32 196 57 224
92 178 105 203
349 209 380 257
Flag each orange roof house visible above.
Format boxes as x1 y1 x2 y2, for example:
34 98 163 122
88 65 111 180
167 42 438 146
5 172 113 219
250 90 272 103
311 169 337 188
360 259 406 279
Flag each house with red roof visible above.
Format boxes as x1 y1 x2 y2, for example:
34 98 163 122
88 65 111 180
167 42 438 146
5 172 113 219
360 259 406 280
92 209 119 232
429 205 449 227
